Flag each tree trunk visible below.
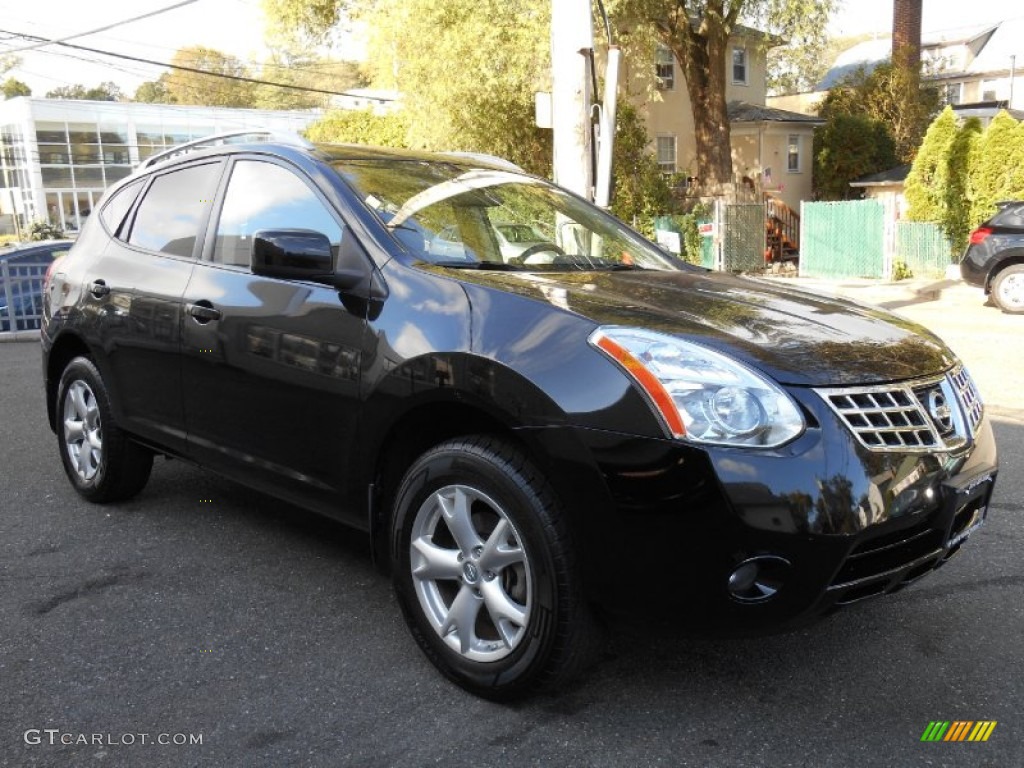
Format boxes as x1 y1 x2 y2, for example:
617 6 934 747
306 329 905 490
666 19 733 194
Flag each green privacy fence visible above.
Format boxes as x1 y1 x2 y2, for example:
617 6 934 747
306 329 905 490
895 222 955 278
800 200 885 279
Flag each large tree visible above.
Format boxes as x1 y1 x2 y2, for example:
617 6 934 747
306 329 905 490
45 82 123 101
267 0 552 174
162 46 256 107
813 113 898 200
134 77 175 104
252 53 367 110
2 77 31 99
817 61 939 163
608 0 836 194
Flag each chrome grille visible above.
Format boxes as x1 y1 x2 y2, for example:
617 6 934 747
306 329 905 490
951 366 984 433
817 367 981 453
822 388 936 449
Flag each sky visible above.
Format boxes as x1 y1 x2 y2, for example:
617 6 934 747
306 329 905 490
0 0 274 97
829 0 1017 39
0 0 1020 98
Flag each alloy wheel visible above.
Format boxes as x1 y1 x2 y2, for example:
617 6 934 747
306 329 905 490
63 379 103 482
409 484 532 662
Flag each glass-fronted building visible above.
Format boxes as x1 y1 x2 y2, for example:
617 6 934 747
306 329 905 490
0 98 322 236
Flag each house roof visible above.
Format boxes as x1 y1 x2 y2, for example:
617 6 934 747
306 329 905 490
849 164 911 187
815 18 1022 90
727 101 825 124
817 38 892 90
965 17 1024 74
951 102 1024 121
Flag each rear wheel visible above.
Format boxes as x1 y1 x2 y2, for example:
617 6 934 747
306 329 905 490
56 356 153 502
391 436 597 699
991 264 1024 313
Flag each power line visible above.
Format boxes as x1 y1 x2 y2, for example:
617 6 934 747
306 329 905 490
1 1 201 54
0 28 386 100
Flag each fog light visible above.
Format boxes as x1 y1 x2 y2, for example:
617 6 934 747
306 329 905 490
727 556 791 603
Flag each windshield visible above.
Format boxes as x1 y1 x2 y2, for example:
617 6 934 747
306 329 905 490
332 159 682 272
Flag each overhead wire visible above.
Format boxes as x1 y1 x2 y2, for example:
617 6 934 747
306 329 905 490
0 28 384 100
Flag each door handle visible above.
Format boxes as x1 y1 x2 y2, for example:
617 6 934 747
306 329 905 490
89 280 110 298
187 301 222 323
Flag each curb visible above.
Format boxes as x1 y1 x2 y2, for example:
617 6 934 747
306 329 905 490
0 331 41 343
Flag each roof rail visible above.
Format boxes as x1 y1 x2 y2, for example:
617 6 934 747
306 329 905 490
141 130 314 169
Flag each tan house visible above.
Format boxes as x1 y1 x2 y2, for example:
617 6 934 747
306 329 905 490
622 27 822 211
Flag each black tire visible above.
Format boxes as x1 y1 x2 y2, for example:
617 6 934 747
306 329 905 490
991 264 1024 313
391 436 597 699
56 356 153 503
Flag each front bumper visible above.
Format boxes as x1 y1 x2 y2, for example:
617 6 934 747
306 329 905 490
558 381 998 630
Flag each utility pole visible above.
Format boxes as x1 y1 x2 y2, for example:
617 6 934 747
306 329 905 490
550 0 593 200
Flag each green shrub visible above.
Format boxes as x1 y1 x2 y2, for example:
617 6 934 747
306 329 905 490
905 106 957 222
891 259 913 281
28 220 65 241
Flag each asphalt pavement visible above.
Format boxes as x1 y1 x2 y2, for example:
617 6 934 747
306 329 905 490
1 292 1022 767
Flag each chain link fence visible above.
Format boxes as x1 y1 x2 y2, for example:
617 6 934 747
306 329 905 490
722 203 766 272
895 221 956 278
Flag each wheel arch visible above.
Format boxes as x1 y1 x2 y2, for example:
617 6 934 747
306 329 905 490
45 331 93 433
367 396 532 571
362 379 615 581
986 251 1024 291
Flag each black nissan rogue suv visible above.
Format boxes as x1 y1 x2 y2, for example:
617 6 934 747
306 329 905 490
41 133 998 698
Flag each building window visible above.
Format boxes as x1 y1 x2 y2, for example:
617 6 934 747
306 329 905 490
656 136 676 174
655 46 674 90
944 82 963 105
732 48 747 84
982 79 999 101
787 135 801 173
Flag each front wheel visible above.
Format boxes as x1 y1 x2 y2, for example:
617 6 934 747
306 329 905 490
56 356 153 502
991 264 1024 313
391 436 597 699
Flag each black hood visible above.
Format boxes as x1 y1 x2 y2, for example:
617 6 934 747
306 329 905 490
452 267 955 387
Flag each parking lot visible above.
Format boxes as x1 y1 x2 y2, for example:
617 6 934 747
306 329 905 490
1 284 1021 768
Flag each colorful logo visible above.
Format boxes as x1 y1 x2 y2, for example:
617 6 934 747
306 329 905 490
921 721 997 742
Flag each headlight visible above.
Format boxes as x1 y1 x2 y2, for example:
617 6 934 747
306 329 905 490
589 327 805 447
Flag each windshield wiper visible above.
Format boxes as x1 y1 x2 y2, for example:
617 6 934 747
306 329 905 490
433 261 520 271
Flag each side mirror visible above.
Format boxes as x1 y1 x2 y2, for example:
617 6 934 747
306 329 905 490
252 229 334 281
251 228 386 298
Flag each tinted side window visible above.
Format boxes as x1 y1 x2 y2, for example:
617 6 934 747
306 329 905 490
128 163 222 258
213 160 343 268
100 179 144 236
992 204 1024 228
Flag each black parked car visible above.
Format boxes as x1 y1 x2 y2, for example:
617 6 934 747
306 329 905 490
0 240 74 331
962 201 1024 313
42 134 998 698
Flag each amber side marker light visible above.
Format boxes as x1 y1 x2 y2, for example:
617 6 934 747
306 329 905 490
591 332 687 439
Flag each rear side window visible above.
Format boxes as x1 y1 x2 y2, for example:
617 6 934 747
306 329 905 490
99 179 144 236
128 162 222 258
992 203 1024 228
212 160 343 268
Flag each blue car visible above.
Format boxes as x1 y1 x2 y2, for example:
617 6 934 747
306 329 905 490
0 240 74 332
